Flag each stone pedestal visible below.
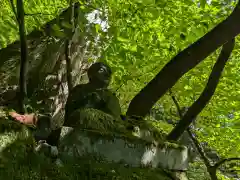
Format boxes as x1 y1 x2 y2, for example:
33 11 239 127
58 126 189 171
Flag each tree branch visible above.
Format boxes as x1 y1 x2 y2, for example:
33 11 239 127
167 39 235 141
169 90 212 167
24 13 55 16
127 4 240 118
9 0 17 19
214 158 240 169
169 85 240 180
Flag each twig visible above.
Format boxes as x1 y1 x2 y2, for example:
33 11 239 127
214 158 240 169
169 89 240 180
8 0 17 19
24 13 54 16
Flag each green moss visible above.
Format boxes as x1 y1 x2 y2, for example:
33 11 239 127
0 117 36 169
53 155 173 180
0 144 174 179
158 141 186 151
70 108 127 134
70 108 168 142
0 107 183 179
68 108 185 150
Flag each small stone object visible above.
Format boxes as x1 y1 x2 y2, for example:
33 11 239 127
35 140 59 158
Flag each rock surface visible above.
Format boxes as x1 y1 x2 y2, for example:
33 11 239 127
0 107 189 179
58 126 190 171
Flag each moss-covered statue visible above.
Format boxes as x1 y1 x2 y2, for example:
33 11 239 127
46 62 123 146
64 62 121 126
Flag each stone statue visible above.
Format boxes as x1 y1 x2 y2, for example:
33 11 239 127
64 62 121 126
46 62 122 146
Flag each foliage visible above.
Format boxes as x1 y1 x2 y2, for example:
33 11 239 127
187 160 211 180
0 0 240 179
0 0 68 48
67 108 169 143
0 154 172 179
0 107 173 179
102 0 240 169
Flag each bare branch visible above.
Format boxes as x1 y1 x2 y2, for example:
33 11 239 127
214 158 240 169
169 90 212 167
167 39 235 141
24 13 54 16
8 0 17 20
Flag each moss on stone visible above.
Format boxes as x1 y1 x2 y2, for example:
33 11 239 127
70 108 128 133
158 141 186 151
0 154 173 179
0 107 183 179
0 117 36 169
67 108 184 150
55 155 173 180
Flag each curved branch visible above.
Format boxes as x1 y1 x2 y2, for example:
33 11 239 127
127 3 240 118
169 89 182 117
9 0 17 19
167 39 235 141
170 90 240 180
214 158 240 169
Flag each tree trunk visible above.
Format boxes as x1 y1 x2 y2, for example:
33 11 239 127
126 3 240 118
16 0 28 113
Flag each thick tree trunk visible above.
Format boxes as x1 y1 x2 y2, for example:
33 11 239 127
126 3 240 118
166 39 235 141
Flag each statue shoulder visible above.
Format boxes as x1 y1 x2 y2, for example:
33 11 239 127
68 84 88 97
70 84 86 93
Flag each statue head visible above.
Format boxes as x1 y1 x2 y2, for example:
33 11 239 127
87 62 112 87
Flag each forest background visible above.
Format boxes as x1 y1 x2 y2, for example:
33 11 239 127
0 0 240 179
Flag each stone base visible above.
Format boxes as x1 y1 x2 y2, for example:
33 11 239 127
58 126 190 171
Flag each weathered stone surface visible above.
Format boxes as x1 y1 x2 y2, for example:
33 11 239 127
0 107 187 179
58 126 190 171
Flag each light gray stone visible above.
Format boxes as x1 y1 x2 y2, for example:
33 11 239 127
58 126 190 171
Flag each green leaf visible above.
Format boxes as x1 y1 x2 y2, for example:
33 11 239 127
129 45 137 52
61 21 72 29
117 37 129 42
95 24 101 33
184 85 192 90
200 0 207 8
51 24 66 37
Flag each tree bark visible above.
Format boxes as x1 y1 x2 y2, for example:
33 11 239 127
16 0 28 113
65 0 76 92
167 39 235 141
126 3 240 118
65 39 73 91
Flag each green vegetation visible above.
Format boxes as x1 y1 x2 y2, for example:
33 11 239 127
0 0 240 179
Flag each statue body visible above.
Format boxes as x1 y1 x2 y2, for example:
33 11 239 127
47 62 122 146
64 83 121 127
